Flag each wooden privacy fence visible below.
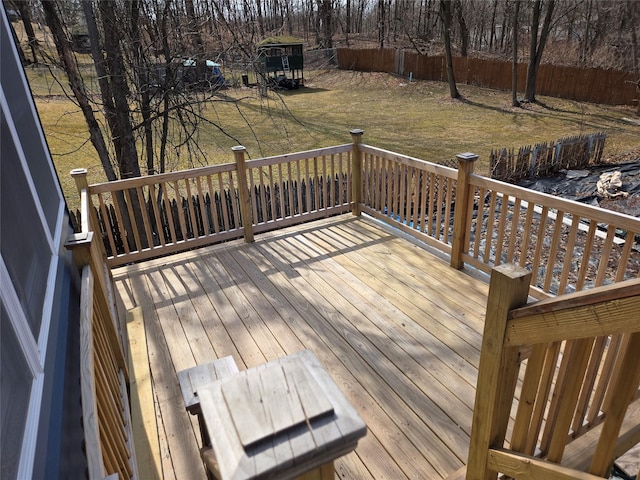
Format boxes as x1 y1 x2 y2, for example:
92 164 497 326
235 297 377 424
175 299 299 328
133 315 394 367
489 132 607 182
456 264 640 480
72 131 639 297
336 48 640 106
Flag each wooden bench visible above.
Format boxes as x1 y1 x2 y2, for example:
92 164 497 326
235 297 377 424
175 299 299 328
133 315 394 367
178 356 240 447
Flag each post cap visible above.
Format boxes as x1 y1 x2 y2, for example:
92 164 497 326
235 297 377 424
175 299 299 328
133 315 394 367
231 145 246 152
456 152 479 162
70 168 88 176
350 129 364 136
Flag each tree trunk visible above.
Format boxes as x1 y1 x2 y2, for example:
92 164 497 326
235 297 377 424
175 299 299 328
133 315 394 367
98 0 146 249
512 0 520 107
98 0 141 179
129 0 154 175
318 0 332 48
378 0 385 48
41 0 117 182
489 0 498 51
630 1 638 72
579 0 593 66
440 0 460 99
17 2 39 64
454 0 469 57
524 0 555 103
345 0 351 44
81 0 124 168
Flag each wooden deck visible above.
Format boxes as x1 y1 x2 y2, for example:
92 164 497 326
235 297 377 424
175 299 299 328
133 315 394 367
113 213 491 480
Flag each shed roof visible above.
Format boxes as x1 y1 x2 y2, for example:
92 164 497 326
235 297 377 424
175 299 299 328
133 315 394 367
258 36 304 47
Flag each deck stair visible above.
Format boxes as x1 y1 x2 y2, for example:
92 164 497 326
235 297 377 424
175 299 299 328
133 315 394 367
456 265 640 480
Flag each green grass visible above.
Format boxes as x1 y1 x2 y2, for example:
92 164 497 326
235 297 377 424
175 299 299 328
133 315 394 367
29 67 639 207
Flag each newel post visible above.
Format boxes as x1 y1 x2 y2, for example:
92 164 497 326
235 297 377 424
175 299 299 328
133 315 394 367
67 168 94 267
233 146 254 243
71 167 89 195
450 152 478 270
350 129 364 216
466 264 531 480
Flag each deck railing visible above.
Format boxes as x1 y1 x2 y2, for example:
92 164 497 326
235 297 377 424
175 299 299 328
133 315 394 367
65 180 136 479
354 141 640 298
74 144 353 268
75 130 639 296
458 264 640 480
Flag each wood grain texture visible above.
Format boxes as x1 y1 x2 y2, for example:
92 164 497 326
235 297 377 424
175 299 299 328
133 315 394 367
199 350 366 480
127 307 161 480
113 214 492 479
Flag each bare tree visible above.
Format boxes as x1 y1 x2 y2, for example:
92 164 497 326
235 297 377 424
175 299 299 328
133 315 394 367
318 0 332 48
440 0 460 99
377 0 386 48
41 0 117 181
15 1 39 63
454 0 469 57
512 0 520 107
525 0 555 103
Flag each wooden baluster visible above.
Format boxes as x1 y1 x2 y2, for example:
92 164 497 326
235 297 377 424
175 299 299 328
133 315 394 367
616 231 636 282
218 172 231 231
595 225 616 287
287 162 295 217
443 177 453 241
483 191 498 264
149 184 166 246
589 332 640 476
518 202 535 269
543 210 565 292
275 164 284 219
505 197 521 264
136 186 154 248
183 178 198 238
427 172 436 237
494 194 509 266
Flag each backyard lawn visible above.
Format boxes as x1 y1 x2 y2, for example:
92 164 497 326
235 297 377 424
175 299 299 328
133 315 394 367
28 66 640 206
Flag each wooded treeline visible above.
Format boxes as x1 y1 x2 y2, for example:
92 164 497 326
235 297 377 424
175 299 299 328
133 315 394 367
4 0 638 185
8 1 639 72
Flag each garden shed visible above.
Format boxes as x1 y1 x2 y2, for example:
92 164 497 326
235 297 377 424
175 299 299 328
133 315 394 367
256 36 304 89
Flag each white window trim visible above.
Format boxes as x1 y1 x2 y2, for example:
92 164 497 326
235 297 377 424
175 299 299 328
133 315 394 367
0 257 42 376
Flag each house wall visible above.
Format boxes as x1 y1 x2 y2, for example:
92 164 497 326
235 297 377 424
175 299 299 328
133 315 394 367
1 8 86 479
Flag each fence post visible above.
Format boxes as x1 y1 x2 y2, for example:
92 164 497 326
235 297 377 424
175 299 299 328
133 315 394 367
233 146 254 243
450 152 478 270
350 129 364 216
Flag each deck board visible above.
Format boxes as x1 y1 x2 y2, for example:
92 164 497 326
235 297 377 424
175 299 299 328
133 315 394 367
113 214 491 479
